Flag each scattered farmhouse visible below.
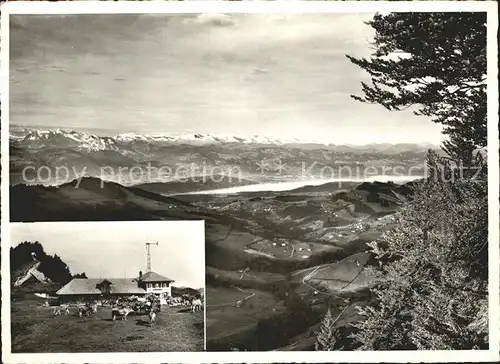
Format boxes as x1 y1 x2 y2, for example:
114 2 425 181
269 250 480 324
56 270 175 304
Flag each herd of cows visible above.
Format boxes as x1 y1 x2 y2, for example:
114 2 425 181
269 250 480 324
51 296 204 327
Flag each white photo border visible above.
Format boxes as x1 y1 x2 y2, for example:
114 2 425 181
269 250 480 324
1 1 498 363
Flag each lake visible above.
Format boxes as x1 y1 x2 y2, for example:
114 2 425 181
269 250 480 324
182 175 421 195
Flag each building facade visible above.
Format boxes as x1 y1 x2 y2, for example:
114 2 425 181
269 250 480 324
56 271 175 304
137 271 174 305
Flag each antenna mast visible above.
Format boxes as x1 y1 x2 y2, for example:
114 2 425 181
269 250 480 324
145 242 159 272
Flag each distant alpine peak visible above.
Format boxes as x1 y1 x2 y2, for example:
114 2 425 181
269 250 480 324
10 128 118 152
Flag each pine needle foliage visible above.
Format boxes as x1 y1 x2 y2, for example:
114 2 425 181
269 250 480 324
315 308 341 351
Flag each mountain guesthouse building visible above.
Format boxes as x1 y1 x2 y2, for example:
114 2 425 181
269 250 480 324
56 270 175 304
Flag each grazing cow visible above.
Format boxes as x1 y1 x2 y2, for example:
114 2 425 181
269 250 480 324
112 307 134 321
134 302 149 315
78 306 91 318
149 310 156 327
53 305 70 316
151 302 161 314
78 303 97 318
191 298 203 313
134 301 158 316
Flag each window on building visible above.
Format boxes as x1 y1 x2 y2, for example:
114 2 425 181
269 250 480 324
97 280 112 295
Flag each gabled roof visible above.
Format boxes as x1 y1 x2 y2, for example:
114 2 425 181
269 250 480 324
56 278 147 296
97 279 113 286
139 271 174 283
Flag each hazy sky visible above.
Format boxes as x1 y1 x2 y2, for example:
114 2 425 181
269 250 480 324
10 221 205 289
10 13 444 145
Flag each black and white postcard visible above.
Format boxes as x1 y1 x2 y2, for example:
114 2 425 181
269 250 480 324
1 1 498 363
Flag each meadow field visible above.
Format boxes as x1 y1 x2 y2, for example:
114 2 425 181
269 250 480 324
11 295 205 352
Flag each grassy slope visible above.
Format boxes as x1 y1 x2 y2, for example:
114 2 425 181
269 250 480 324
11 296 204 352
201 183 407 350
9 178 215 222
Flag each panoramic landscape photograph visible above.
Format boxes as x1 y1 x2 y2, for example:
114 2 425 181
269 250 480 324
9 221 206 352
7 12 489 351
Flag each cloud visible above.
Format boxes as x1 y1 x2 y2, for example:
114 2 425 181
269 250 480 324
9 13 445 145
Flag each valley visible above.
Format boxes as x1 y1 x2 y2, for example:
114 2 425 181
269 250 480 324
10 174 414 350
9 128 421 350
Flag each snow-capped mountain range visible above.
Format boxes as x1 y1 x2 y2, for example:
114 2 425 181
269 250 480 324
9 128 439 153
9 128 437 187
114 131 304 145
10 128 314 150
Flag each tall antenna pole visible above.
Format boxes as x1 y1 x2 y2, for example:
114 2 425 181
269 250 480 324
145 242 159 272
146 243 151 272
